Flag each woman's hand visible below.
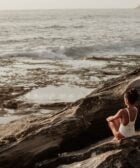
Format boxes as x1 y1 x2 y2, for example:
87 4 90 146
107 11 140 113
106 110 123 122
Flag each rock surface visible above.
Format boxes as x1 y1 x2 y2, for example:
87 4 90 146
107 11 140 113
58 135 140 168
0 68 140 168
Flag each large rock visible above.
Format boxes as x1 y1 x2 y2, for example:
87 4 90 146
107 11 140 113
0 68 140 168
58 135 140 168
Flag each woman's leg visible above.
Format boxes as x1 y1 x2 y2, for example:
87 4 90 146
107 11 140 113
113 118 120 131
107 119 121 139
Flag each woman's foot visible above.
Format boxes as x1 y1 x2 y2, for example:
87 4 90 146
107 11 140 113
115 132 125 140
111 137 119 142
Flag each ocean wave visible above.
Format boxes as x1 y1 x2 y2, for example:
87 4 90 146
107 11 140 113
42 25 84 29
59 45 114 58
1 45 140 60
0 36 75 45
73 25 84 29
0 49 69 60
44 25 67 29
62 43 140 58
0 46 94 60
0 36 57 44
61 46 95 59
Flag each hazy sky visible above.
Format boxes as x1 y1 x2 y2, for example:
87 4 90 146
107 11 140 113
0 0 139 10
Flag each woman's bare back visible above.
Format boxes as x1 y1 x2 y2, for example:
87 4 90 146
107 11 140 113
121 107 137 126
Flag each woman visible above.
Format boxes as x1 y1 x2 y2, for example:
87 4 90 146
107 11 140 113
106 88 139 140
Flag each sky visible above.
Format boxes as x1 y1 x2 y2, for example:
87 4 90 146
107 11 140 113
0 0 139 10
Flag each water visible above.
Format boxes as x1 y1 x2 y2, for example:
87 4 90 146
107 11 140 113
0 9 140 124
0 9 140 59
19 85 92 104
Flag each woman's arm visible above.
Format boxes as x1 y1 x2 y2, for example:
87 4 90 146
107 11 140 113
106 109 123 122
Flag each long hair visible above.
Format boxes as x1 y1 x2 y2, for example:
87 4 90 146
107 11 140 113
124 88 139 105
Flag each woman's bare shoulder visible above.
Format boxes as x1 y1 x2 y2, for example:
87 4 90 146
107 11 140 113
118 108 127 115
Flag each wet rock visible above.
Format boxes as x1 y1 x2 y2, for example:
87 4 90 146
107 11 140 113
43 135 140 168
4 100 18 109
85 56 114 61
0 86 31 108
0 68 140 168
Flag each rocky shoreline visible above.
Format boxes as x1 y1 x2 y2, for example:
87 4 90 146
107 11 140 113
0 60 140 168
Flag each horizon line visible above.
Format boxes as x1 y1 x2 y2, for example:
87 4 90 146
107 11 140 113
0 7 137 11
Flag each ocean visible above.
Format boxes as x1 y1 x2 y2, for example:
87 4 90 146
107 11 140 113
0 9 140 59
0 9 140 124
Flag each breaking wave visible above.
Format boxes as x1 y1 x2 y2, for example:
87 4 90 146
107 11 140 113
0 44 140 60
0 49 69 60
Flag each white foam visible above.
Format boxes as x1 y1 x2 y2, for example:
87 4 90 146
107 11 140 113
0 115 22 124
60 60 106 69
0 48 69 60
19 85 92 104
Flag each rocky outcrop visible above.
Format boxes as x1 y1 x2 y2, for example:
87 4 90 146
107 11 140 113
58 135 140 168
0 68 140 168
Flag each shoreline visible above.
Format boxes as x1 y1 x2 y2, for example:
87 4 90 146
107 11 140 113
0 67 140 167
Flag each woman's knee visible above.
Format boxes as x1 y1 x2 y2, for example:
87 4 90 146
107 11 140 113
106 116 114 122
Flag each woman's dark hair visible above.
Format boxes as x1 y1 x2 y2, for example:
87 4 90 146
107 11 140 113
124 88 139 105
